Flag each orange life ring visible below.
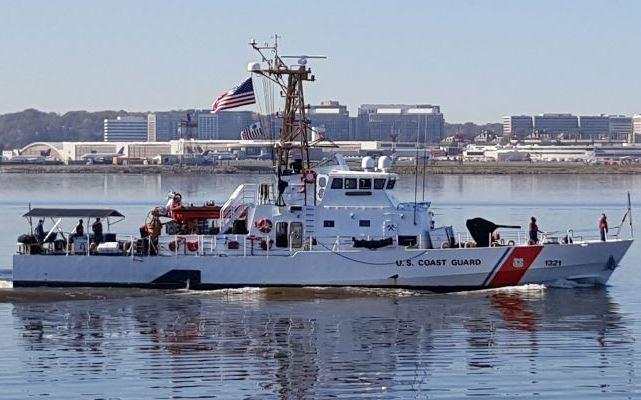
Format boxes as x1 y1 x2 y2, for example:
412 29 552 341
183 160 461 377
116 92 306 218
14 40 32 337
187 241 199 252
254 218 273 234
301 169 317 184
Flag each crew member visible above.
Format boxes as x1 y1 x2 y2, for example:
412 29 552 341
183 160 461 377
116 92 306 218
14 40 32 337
92 218 104 244
599 213 608 241
74 219 84 237
35 219 45 242
528 217 542 245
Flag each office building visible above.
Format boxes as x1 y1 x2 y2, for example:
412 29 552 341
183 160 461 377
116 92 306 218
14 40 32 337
196 111 257 140
502 115 533 138
633 115 641 143
533 113 579 134
578 115 610 138
147 112 185 142
308 100 350 141
103 116 147 142
608 116 633 142
357 104 444 143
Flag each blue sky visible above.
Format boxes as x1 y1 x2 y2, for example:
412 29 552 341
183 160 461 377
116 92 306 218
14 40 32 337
0 0 640 123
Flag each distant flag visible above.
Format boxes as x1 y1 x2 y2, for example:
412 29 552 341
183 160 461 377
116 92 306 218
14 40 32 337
240 121 264 140
211 77 256 113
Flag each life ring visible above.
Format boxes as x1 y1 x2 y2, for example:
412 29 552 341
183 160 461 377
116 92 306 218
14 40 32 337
168 237 186 252
301 169 317 184
254 218 273 234
441 241 451 249
187 241 199 252
507 240 515 246
464 241 476 248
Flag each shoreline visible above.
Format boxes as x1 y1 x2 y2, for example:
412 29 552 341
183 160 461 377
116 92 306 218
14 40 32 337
2 161 641 175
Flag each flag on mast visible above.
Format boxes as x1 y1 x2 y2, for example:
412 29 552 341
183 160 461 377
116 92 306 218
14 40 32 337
211 77 256 113
240 121 264 140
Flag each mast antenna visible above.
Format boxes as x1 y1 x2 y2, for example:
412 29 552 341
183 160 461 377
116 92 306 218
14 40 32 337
248 36 326 206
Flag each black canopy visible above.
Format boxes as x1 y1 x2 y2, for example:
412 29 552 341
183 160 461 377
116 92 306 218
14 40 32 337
23 208 124 219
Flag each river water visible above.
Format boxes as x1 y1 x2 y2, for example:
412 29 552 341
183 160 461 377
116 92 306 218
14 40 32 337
0 173 640 399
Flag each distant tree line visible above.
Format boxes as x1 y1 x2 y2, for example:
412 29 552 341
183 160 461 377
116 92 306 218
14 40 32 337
0 109 503 151
0 109 145 151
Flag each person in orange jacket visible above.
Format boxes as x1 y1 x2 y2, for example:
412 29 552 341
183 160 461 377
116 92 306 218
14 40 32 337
598 213 608 241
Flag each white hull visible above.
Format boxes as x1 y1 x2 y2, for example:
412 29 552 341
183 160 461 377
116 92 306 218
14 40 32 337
12 239 632 290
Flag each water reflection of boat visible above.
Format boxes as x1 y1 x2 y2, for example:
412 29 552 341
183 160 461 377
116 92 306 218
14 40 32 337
9 287 634 398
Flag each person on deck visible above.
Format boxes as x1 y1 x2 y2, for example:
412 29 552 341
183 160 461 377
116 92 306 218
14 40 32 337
92 218 103 244
74 219 84 237
528 217 542 245
598 213 608 241
35 219 45 242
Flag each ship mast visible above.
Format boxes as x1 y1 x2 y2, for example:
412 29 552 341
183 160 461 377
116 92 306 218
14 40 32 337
249 37 325 206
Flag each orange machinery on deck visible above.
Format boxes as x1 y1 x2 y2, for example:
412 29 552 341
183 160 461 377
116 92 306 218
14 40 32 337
170 205 221 223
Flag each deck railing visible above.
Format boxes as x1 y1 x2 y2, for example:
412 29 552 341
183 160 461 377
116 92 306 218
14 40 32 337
18 227 623 258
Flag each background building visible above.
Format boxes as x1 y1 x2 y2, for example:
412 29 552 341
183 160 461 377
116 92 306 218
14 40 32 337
103 116 147 142
308 100 350 141
197 111 256 140
357 104 444 143
147 111 185 142
533 113 579 134
633 115 641 143
578 115 610 138
502 115 533 138
608 116 633 142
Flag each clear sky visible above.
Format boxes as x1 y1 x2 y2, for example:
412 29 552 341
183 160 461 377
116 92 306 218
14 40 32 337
1 0 640 123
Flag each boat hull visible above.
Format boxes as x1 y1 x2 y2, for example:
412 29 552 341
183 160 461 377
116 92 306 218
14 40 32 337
11 240 633 291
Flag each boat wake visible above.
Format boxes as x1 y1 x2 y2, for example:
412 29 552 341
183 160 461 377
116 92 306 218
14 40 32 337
546 278 602 289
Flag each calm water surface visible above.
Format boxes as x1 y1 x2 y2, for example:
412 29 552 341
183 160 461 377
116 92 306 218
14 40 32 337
0 173 640 399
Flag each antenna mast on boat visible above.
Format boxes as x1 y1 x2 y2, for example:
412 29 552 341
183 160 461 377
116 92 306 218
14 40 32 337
248 36 326 206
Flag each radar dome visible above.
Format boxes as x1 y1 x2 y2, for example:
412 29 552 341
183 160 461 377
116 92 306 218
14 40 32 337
378 156 392 171
247 62 262 72
361 156 375 171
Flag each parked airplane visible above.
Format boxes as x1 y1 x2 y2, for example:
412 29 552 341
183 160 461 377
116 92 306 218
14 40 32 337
81 147 125 164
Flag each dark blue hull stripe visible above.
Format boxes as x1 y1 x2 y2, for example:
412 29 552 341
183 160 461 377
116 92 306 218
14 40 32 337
481 247 512 287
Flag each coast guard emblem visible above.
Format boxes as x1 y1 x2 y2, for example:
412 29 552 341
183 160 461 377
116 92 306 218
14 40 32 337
513 258 524 268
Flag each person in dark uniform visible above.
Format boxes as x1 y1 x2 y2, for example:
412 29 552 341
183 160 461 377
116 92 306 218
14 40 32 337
74 219 84 236
528 217 542 245
35 219 45 242
92 218 103 244
598 213 608 241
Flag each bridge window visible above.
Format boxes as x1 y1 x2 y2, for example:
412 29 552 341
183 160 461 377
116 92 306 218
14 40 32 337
330 178 343 189
323 220 335 227
359 220 371 227
345 178 357 189
374 178 386 189
386 178 396 189
359 178 372 190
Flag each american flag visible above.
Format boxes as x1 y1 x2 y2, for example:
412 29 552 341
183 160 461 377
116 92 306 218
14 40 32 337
240 122 264 140
211 77 256 113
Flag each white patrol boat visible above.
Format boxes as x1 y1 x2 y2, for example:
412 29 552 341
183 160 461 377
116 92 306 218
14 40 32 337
11 40 633 291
